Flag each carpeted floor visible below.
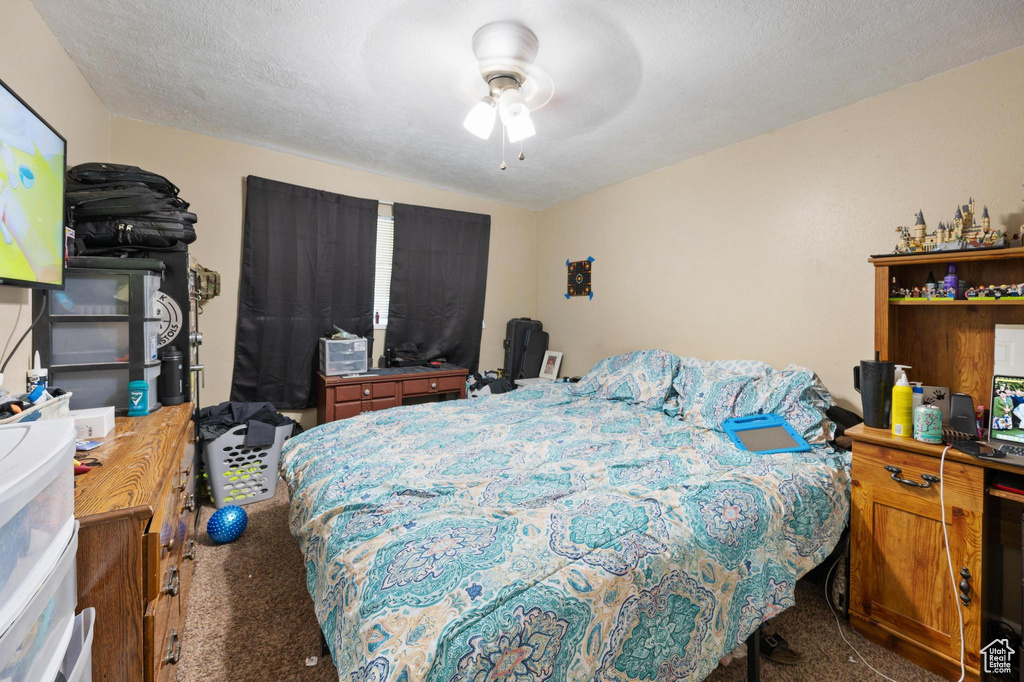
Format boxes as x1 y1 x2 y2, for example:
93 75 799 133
178 484 941 681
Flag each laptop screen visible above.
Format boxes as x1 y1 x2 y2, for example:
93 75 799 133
989 375 1024 445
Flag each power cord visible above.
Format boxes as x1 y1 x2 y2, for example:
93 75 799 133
939 444 966 682
826 556 900 682
0 291 46 385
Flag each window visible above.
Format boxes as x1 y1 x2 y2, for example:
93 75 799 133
373 214 394 326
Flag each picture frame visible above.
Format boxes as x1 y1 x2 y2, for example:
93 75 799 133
539 351 562 380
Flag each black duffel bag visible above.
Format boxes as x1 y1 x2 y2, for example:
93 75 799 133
73 213 197 253
67 162 180 196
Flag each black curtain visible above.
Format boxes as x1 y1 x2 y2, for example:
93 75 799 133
385 204 490 372
230 176 378 409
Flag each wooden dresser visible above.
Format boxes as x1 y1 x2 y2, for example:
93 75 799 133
74 403 199 682
317 366 468 424
849 247 1024 680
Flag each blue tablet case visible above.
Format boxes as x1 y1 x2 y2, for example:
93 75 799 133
721 413 811 454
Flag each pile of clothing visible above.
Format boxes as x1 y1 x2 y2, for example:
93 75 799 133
198 401 300 447
467 371 516 398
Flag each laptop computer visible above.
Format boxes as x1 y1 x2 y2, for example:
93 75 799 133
952 374 1024 467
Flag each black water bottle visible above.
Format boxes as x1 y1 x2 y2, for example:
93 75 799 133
160 346 185 406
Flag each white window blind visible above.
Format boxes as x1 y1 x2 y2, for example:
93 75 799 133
373 215 394 326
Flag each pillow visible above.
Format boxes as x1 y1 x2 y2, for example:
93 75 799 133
673 359 833 444
673 358 773 428
754 364 835 444
567 350 681 411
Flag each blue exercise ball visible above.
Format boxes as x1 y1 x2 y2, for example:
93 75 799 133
207 505 248 544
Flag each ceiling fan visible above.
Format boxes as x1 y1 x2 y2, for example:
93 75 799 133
460 21 552 167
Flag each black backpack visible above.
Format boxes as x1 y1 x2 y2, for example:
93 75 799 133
67 163 196 254
73 214 197 252
67 162 180 196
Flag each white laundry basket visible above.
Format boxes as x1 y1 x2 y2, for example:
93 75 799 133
202 423 291 508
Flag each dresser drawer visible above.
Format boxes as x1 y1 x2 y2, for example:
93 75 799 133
144 584 182 682
370 381 397 398
852 442 984 513
362 396 399 412
333 385 362 402
174 463 197 550
404 375 462 396
145 480 182 604
334 401 362 420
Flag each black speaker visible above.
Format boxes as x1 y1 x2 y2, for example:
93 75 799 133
949 393 976 436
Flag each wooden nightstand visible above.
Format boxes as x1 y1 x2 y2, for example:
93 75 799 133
847 424 987 680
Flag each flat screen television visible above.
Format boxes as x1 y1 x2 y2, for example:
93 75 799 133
0 77 66 289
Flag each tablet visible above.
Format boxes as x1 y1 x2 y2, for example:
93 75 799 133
721 413 811 454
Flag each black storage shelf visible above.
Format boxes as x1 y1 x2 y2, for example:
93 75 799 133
34 262 165 413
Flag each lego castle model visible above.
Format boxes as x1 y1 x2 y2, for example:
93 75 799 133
894 198 1006 254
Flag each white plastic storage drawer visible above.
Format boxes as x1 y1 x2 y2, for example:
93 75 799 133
0 522 78 682
0 419 76 636
58 608 95 682
50 271 161 317
53 364 160 411
145 319 161 362
319 337 368 376
52 369 128 410
143 363 161 409
144 273 161 317
51 321 130 365
49 272 130 316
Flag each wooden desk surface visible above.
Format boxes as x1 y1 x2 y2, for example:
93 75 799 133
318 365 468 385
74 403 194 523
846 422 1024 476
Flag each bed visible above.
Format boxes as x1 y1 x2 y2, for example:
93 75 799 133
282 350 850 681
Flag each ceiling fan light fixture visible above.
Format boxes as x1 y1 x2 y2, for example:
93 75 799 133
506 111 535 143
463 96 496 139
498 87 529 125
461 20 543 163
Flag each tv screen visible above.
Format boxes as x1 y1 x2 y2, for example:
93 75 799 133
0 78 66 289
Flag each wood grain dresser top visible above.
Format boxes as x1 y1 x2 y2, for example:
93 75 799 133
846 423 1024 475
74 403 194 523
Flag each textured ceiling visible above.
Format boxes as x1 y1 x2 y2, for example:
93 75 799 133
30 0 1024 209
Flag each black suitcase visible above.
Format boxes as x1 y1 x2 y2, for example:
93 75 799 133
503 318 543 380
522 329 549 378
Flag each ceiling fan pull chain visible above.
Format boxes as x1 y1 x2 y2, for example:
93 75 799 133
500 125 507 170
519 141 525 162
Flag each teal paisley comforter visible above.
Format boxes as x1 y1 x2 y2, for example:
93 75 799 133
282 351 850 681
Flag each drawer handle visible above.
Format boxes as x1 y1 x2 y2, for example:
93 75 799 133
959 566 972 606
430 382 437 390
183 493 196 513
364 388 371 396
164 565 180 596
884 465 939 488
165 629 181 664
184 539 197 561
178 470 188 491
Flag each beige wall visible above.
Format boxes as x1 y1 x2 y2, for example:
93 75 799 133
0 0 110 393
536 46 1024 410
109 119 537 426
